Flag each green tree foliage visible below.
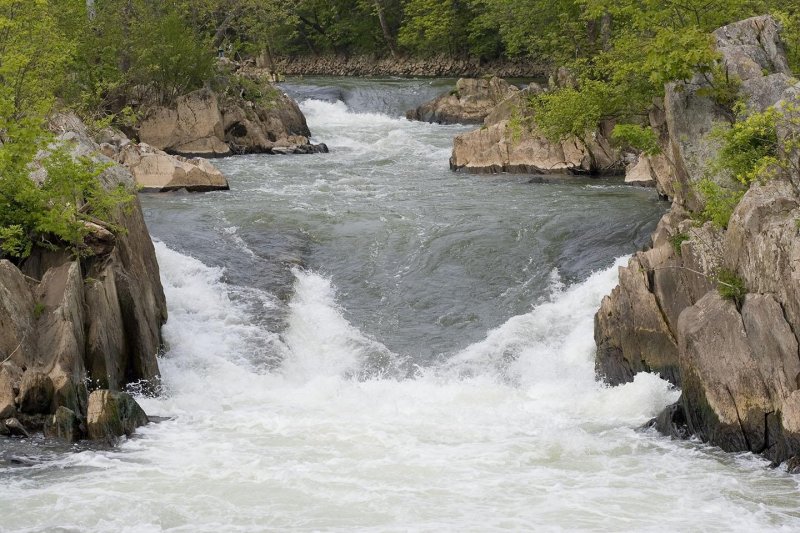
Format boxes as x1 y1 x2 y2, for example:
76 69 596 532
0 0 134 261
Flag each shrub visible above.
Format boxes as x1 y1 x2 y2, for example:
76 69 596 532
695 179 744 229
0 128 134 260
717 268 747 307
612 124 661 156
710 107 780 186
669 232 690 256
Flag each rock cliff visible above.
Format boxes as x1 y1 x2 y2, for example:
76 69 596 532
0 114 166 442
594 15 800 466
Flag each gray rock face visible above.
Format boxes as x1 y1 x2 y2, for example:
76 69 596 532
86 390 148 442
595 15 800 465
407 77 519 124
713 15 790 80
0 114 166 443
664 15 794 210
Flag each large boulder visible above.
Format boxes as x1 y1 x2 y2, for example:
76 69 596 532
220 91 327 155
449 80 623 175
86 390 148 442
139 89 231 157
407 77 519 124
139 84 327 158
117 143 229 192
450 119 620 175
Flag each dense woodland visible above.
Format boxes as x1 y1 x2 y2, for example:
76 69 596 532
1 0 800 258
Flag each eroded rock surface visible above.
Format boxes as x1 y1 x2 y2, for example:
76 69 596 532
118 142 229 192
449 82 623 175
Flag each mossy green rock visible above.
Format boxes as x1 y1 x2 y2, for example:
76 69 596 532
86 390 148 442
44 406 81 442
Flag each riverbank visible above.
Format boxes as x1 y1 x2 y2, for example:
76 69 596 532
271 54 548 78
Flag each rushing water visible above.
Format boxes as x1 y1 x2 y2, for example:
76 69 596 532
2 77 800 532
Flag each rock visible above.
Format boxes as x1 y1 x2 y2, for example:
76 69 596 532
219 88 327 155
624 156 656 187
117 142 230 192
82 221 116 256
725 179 800 331
592 17 800 465
406 77 519 124
713 16 790 81
0 363 21 419
3 418 30 438
270 54 546 79
664 15 792 211
594 254 679 386
0 260 37 368
43 406 81 442
450 118 621 175
139 88 231 157
16 371 54 414
139 83 326 158
86 390 148 442
0 113 170 438
651 401 690 440
787 455 800 474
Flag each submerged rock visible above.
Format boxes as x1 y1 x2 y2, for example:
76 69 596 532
406 77 519 124
2 418 30 438
86 390 148 442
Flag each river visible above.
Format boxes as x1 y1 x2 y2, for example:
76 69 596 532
2 77 800 531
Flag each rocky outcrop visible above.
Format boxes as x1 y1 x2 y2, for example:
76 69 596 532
449 81 623 175
595 15 800 466
271 54 546 78
0 114 165 442
117 143 229 192
139 89 230 157
219 90 327 155
406 77 519 124
139 85 327 158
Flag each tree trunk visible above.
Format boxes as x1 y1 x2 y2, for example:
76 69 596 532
600 12 612 51
86 0 96 20
373 0 398 58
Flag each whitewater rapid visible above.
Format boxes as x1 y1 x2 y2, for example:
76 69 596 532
2 78 800 531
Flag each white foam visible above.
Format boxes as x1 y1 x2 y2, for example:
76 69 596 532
1 243 798 531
